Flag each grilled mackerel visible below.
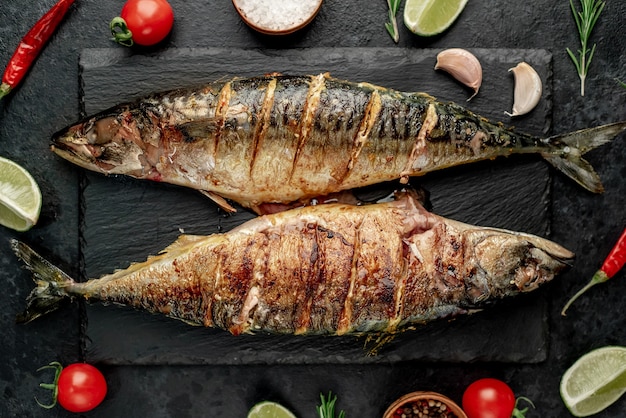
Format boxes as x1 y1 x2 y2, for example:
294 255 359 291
51 73 625 213
14 192 573 336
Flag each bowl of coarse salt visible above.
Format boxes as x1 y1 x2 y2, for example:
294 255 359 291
232 0 323 35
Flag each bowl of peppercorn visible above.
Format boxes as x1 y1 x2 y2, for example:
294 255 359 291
383 391 468 418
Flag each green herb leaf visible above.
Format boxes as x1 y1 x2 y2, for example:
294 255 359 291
317 391 346 418
385 0 401 43
616 78 626 89
566 0 606 96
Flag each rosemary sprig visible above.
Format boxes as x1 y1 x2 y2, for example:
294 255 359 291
566 0 606 96
385 0 401 43
617 78 626 89
317 391 346 418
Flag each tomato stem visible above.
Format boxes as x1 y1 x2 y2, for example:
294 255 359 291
35 361 63 409
511 396 535 417
110 17 134 47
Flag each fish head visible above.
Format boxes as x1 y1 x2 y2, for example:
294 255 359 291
51 107 161 179
467 227 574 299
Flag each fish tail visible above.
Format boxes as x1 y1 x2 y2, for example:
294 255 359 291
11 239 76 324
541 121 626 193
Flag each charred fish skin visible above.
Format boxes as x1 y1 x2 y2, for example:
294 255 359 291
50 73 626 212
13 192 574 336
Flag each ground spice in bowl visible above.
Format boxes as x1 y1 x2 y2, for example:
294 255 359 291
383 391 468 418
232 0 323 35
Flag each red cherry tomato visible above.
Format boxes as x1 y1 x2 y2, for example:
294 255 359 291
118 0 174 46
57 363 108 412
37 362 107 413
462 378 516 418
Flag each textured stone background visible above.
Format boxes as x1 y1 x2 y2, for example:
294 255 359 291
1 1 625 417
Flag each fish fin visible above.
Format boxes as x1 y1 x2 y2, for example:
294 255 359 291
158 234 208 255
541 153 604 193
252 191 364 215
10 240 75 324
363 332 398 356
199 190 237 213
542 121 626 193
465 308 484 315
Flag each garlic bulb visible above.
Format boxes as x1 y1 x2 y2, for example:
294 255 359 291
435 48 482 100
505 62 542 117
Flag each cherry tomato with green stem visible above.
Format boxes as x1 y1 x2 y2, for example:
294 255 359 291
37 362 107 413
111 0 174 47
462 378 534 418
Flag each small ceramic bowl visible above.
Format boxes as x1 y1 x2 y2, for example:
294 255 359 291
383 391 468 418
232 0 323 35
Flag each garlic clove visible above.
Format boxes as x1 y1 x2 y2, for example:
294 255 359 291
435 48 482 101
505 62 542 117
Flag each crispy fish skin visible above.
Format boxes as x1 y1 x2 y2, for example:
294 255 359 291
51 73 626 213
13 192 573 336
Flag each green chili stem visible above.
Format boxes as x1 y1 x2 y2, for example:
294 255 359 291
561 270 609 316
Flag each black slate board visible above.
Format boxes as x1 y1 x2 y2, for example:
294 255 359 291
79 47 554 365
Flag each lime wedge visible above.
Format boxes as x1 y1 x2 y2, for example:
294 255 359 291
0 156 42 232
403 0 468 36
247 401 297 418
560 346 626 417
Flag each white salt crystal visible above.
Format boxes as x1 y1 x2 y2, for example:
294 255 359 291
236 0 321 32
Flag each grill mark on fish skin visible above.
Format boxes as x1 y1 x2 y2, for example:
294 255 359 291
202 253 221 327
213 81 232 158
306 223 332 333
389 243 409 331
344 89 382 176
294 225 320 334
229 237 267 335
400 103 438 183
205 248 225 327
246 236 269 332
337 216 365 335
289 74 326 181
249 78 277 176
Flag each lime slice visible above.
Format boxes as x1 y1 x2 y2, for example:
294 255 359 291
247 401 297 418
403 0 468 36
0 156 42 232
560 346 626 417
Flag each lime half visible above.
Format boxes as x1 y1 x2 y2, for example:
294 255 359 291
403 0 468 36
0 156 42 231
247 401 297 418
560 346 626 417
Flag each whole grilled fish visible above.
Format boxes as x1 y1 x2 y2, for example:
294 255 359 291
51 73 626 214
13 192 573 336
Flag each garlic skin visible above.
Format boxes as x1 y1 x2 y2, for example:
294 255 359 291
435 48 482 100
505 62 542 117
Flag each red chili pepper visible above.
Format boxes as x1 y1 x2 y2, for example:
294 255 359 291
0 0 76 100
562 227 626 315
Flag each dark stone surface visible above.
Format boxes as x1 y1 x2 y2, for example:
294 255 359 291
0 1 624 417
